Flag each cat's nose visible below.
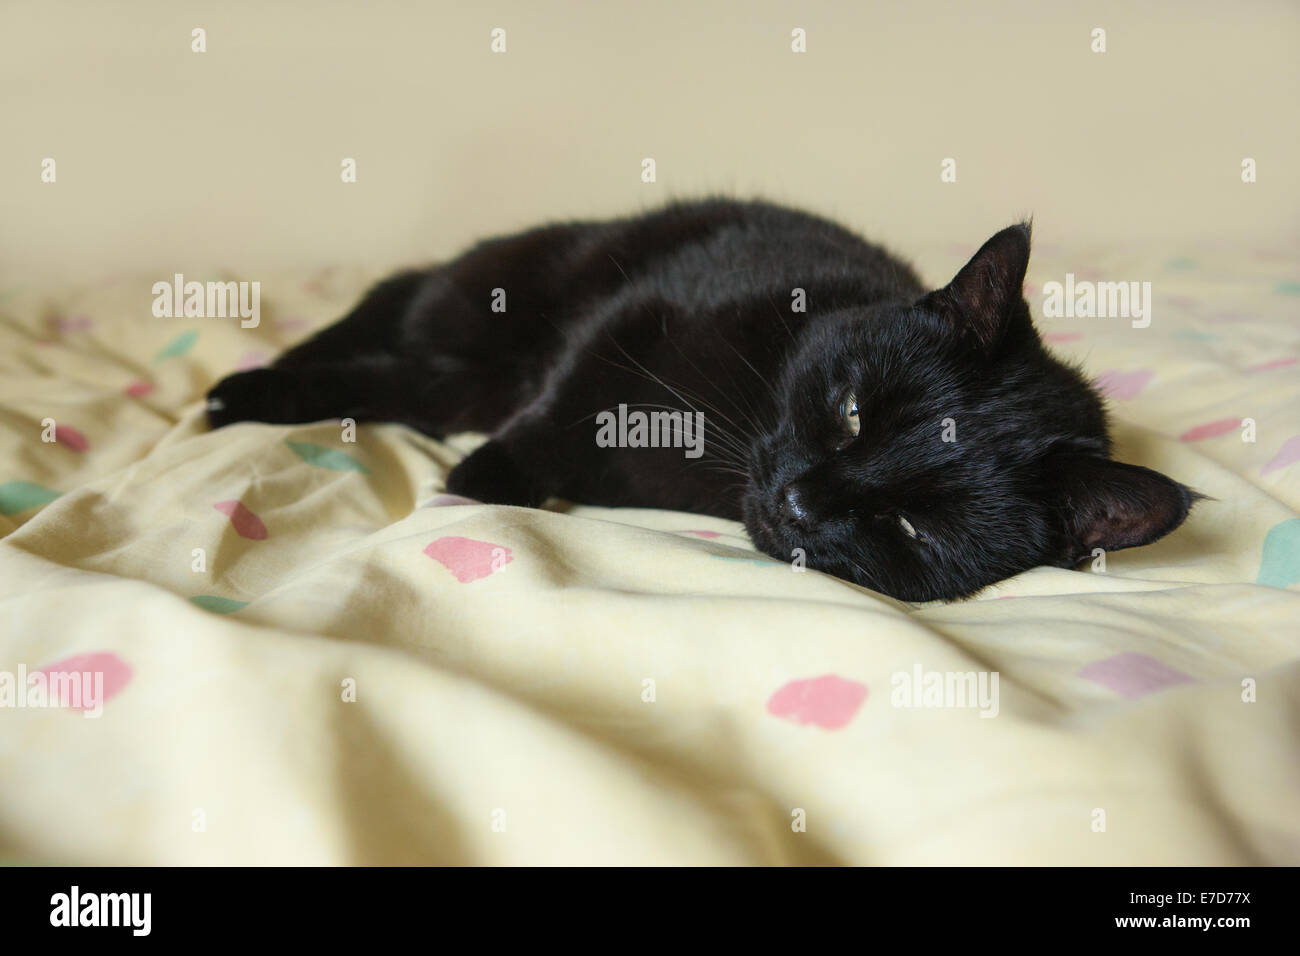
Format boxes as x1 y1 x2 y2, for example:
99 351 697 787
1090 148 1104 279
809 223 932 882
780 483 813 529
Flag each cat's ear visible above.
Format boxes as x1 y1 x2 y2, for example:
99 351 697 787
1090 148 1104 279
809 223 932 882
1044 453 1197 561
918 222 1031 350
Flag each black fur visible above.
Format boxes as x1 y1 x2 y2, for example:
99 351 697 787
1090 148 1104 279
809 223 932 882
207 199 1196 601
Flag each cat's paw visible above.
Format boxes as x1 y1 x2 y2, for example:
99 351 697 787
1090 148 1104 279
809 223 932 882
206 368 301 428
445 441 544 507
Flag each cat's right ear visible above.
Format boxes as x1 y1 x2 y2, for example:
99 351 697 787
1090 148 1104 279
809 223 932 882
917 222 1031 351
1042 452 1198 563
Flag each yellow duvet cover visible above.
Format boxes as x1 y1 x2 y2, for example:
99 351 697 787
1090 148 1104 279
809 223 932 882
1 240 1297 865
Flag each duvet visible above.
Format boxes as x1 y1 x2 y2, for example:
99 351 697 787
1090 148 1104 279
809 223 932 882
1 239 1297 865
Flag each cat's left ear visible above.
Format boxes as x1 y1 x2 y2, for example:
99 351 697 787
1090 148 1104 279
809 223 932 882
1043 452 1198 563
918 222 1031 350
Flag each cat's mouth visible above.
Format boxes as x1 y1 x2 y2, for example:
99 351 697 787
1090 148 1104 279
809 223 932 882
742 491 801 557
749 514 770 535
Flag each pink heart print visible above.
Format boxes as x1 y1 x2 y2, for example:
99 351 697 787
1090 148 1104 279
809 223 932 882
213 500 269 540
54 424 89 452
1261 435 1300 476
767 674 869 729
1093 369 1154 400
35 652 133 710
1179 417 1241 442
424 536 513 583
1078 653 1194 699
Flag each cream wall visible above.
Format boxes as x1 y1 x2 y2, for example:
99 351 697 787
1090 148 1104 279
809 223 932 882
1 0 1296 280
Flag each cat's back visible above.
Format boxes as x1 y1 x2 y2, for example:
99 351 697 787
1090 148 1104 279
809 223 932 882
595 199 926 309
436 199 924 343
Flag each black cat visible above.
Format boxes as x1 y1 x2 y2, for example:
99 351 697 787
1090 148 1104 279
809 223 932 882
206 199 1196 601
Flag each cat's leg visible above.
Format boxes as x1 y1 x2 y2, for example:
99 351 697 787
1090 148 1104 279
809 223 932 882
206 269 529 437
444 298 747 511
206 354 527 440
443 321 628 507
443 301 657 507
207 356 425 432
206 270 425 428
445 411 570 506
208 219 601 440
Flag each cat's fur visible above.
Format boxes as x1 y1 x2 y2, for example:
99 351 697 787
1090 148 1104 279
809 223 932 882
206 199 1196 601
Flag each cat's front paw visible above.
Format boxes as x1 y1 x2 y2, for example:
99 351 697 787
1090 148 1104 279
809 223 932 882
445 441 544 507
206 368 301 428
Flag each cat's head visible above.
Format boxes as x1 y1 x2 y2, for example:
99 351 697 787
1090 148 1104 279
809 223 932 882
742 222 1197 601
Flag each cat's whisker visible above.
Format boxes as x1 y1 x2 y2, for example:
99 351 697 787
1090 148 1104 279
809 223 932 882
659 331 767 428
568 400 753 470
764 292 799 345
716 333 781 405
600 257 763 442
592 340 759 458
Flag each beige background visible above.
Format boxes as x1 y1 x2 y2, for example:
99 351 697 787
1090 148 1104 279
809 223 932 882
1 0 1297 280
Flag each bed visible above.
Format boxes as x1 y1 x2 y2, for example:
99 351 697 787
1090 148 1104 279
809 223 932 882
1 239 1297 865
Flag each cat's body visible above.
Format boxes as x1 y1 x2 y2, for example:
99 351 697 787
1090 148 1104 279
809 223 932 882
208 199 1195 600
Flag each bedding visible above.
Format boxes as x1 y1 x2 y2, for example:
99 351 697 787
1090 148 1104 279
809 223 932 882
1 241 1297 865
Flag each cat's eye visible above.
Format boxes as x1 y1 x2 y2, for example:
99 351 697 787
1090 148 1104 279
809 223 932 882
839 391 860 437
898 515 918 539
